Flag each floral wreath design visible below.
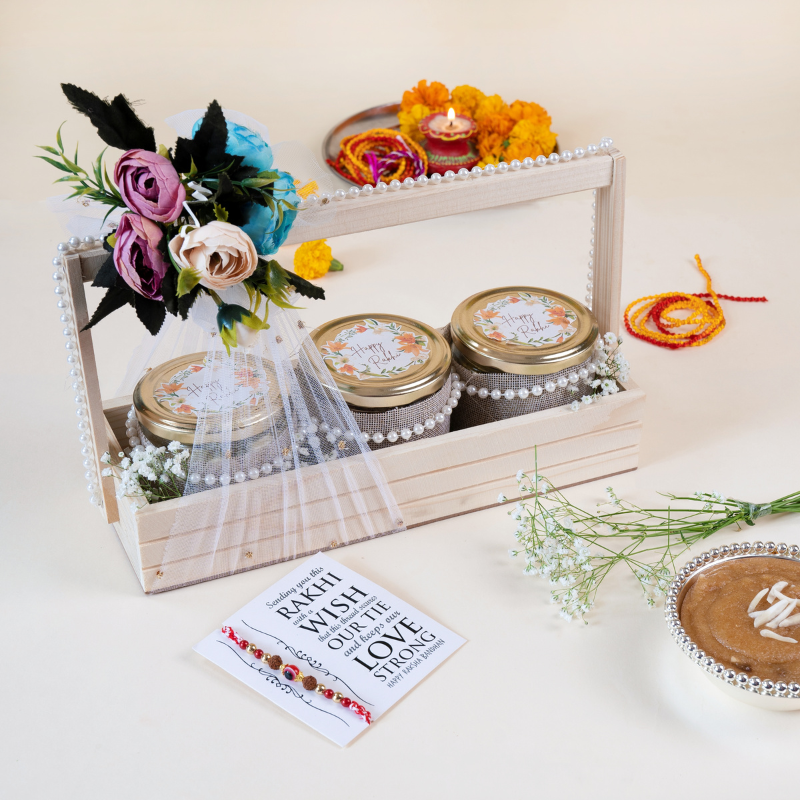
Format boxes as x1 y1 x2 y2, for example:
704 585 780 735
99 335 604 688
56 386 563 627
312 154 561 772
153 357 267 415
473 292 578 346
321 318 431 381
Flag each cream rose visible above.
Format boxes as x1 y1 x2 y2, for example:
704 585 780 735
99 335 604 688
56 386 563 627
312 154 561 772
169 221 258 291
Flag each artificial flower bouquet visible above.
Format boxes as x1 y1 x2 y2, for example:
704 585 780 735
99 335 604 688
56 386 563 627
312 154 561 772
39 85 324 352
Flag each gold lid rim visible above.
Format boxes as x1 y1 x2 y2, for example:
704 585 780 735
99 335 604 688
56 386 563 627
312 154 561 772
450 286 598 375
133 352 280 445
311 314 451 410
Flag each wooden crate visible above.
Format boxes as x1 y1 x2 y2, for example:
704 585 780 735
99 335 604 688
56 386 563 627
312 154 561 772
64 148 643 593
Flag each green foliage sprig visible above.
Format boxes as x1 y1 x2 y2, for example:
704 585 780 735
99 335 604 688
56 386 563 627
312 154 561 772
506 453 800 623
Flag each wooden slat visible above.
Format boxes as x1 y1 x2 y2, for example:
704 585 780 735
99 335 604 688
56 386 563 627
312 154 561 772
64 252 119 523
284 154 613 246
592 148 626 337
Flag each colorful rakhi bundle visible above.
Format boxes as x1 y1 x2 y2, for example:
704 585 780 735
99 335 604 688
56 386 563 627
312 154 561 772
327 128 427 185
38 84 324 352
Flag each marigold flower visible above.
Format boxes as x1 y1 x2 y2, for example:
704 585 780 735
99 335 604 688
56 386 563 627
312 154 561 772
398 104 431 143
508 100 552 128
451 84 486 116
293 239 343 280
474 94 509 121
401 80 450 113
505 119 558 162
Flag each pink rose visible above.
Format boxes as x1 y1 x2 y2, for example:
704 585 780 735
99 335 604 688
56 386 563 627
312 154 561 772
114 213 170 300
114 149 186 224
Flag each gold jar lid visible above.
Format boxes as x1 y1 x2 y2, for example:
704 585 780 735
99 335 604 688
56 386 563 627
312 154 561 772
133 352 280 445
450 287 598 375
310 314 451 410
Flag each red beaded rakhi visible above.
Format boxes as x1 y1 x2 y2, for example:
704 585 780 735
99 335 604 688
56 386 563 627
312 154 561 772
221 626 372 725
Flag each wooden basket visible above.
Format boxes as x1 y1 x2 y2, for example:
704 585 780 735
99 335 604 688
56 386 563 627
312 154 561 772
63 148 643 593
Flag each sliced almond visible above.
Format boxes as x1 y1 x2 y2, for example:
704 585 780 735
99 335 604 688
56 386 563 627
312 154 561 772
768 581 789 603
753 598 792 628
779 613 800 628
748 587 769 614
767 599 798 628
760 629 798 644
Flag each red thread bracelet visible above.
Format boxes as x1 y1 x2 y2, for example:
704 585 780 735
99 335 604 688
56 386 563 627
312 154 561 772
222 626 372 725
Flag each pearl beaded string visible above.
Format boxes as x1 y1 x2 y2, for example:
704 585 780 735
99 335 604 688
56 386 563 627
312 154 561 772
452 363 598 403
52 234 105 508
297 138 614 209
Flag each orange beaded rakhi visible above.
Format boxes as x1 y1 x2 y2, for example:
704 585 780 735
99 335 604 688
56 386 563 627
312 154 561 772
623 255 767 350
221 626 372 724
328 128 427 186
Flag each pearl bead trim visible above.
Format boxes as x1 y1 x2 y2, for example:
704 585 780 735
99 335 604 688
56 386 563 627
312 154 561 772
299 138 615 210
454 364 599 402
53 235 104 508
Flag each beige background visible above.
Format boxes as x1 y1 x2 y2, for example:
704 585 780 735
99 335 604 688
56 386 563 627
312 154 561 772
2 1 800 797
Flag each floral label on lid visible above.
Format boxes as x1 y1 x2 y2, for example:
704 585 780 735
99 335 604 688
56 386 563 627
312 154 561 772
321 318 431 381
153 358 266 415
473 292 579 346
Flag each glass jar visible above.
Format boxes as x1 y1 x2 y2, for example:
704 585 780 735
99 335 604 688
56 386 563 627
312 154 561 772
310 314 455 449
449 286 599 429
132 352 289 473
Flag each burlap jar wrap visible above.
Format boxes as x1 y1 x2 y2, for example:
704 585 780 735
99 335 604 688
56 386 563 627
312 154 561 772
351 376 453 450
450 357 593 430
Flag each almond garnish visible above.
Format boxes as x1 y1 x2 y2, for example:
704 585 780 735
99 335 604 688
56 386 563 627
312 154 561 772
760 629 799 644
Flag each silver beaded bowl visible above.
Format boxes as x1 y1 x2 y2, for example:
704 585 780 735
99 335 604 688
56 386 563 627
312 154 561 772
666 541 800 711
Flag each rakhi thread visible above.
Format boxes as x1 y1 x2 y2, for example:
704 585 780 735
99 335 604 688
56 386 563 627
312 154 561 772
222 626 372 724
328 128 427 186
623 255 767 350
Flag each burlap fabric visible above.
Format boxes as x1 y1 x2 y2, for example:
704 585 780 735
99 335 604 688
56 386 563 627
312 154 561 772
351 376 453 451
450 357 593 430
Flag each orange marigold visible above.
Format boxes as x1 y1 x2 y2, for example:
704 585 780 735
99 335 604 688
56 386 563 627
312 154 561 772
508 100 552 128
504 119 558 162
401 80 450 113
450 84 486 116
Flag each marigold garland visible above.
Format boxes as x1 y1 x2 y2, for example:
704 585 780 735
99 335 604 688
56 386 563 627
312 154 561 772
623 255 767 349
398 80 557 167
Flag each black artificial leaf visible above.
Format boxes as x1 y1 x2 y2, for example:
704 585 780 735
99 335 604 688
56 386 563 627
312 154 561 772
81 283 133 331
172 100 228 173
228 163 258 182
249 260 267 286
102 235 114 253
61 84 156 151
161 266 179 316
286 271 325 301
177 284 202 320
91 251 118 288
133 295 167 336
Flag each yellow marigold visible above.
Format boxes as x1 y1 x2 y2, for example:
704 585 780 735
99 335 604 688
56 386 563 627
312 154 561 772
450 84 486 116
508 100 552 128
477 131 509 163
474 94 509 121
293 240 343 281
401 80 450 113
398 104 431 144
504 119 558 162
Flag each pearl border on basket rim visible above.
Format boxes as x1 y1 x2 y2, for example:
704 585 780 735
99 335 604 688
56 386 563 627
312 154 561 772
665 541 800 700
52 235 105 508
299 138 614 210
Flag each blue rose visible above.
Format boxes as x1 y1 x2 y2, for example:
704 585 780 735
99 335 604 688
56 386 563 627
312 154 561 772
192 119 274 173
242 171 299 255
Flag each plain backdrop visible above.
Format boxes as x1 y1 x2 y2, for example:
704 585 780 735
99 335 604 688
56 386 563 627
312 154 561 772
1 2 799 798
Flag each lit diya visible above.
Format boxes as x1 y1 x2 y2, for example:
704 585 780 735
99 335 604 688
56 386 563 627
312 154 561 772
418 107 479 175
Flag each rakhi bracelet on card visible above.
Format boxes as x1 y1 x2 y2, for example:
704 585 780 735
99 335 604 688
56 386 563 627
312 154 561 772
222 626 372 724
